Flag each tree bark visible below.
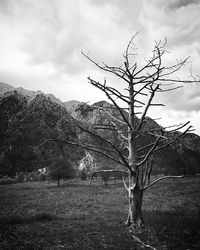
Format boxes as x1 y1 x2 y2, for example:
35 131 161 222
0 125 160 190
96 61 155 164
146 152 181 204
132 187 144 227
126 181 144 227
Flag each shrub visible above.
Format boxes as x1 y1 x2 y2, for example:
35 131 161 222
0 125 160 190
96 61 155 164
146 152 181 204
38 173 46 181
0 177 15 185
16 172 24 183
80 169 87 180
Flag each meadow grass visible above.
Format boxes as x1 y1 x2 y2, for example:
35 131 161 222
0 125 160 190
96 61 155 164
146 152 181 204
0 177 199 249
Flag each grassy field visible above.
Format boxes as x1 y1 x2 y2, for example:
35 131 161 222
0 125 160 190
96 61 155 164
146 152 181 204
0 177 200 250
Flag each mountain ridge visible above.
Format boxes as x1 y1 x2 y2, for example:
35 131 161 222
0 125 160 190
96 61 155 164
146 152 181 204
0 82 65 107
0 82 199 176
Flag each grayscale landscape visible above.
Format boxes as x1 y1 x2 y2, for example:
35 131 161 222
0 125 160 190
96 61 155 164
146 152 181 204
0 1 200 249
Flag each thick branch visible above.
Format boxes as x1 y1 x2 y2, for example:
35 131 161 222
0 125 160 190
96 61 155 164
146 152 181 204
142 175 184 191
136 135 162 167
122 176 129 192
39 139 125 166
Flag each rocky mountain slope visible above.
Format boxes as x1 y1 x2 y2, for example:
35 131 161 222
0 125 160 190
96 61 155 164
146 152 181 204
70 100 200 175
0 82 199 176
0 82 64 107
0 89 84 176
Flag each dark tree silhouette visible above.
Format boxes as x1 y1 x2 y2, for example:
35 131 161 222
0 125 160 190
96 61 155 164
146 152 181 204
48 157 75 186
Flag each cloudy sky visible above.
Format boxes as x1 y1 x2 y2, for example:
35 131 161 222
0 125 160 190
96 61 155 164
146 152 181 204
0 0 200 135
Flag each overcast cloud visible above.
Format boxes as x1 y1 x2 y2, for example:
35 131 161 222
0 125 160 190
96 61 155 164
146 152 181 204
0 0 199 134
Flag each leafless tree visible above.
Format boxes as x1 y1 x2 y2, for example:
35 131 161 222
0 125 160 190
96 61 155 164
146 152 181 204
40 34 199 228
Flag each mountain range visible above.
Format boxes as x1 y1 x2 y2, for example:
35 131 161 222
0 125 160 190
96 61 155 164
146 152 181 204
0 82 199 176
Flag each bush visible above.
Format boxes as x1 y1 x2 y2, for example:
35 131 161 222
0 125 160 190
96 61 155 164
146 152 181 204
38 173 46 181
16 172 24 183
28 171 38 181
80 169 87 180
0 177 15 185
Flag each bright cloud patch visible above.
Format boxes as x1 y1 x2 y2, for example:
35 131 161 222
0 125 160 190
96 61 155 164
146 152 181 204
0 0 199 134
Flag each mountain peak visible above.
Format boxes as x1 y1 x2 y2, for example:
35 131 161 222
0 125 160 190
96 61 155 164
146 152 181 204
0 82 64 107
0 82 15 95
92 100 111 107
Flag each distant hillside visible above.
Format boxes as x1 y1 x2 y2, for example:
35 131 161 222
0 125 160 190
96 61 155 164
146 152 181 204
0 91 84 176
71 100 200 175
64 100 83 115
0 82 199 176
0 82 64 107
0 82 15 94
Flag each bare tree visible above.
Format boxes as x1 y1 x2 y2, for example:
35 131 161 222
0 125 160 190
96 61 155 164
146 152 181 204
40 34 199 228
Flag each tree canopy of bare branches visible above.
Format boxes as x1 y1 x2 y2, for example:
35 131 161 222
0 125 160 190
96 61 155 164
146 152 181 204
40 34 199 228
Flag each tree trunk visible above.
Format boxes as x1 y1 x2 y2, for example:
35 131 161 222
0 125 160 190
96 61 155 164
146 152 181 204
126 185 144 227
132 187 144 226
